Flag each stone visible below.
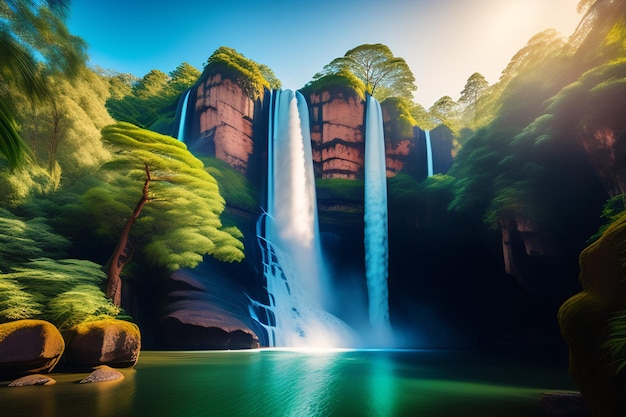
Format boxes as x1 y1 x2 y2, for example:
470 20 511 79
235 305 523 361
0 319 64 377
8 374 56 387
63 319 140 368
79 365 124 384
558 212 626 417
539 392 591 417
157 299 260 350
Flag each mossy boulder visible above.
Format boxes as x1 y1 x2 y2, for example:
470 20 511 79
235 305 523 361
63 319 140 368
0 319 64 378
558 212 626 416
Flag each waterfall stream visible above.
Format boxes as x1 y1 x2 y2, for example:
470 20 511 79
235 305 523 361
425 129 434 177
364 95 392 340
176 89 191 142
251 89 354 348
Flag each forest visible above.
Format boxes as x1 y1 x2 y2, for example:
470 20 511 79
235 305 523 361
1 0 626 412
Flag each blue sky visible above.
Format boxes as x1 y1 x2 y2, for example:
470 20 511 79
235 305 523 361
67 0 581 107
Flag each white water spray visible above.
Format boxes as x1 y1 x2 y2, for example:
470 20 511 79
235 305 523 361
251 89 354 348
364 95 392 339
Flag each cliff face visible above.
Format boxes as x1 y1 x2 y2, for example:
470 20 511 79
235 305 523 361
184 74 262 175
307 91 365 179
577 127 626 197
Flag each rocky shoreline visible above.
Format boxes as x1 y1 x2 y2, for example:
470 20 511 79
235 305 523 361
0 318 140 386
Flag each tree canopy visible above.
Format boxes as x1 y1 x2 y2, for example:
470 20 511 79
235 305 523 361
0 0 86 168
313 43 416 101
81 122 245 270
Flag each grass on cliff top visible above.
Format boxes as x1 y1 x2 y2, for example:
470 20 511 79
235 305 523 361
300 70 367 100
200 46 270 99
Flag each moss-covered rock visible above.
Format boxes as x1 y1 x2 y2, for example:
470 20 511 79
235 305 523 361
558 212 626 417
0 319 64 377
63 319 140 368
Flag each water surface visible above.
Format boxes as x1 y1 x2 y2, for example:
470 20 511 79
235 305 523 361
1 349 574 416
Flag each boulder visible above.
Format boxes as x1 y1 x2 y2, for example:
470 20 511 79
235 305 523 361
558 212 626 416
158 298 260 350
63 319 140 368
8 374 56 387
79 365 124 384
0 319 64 377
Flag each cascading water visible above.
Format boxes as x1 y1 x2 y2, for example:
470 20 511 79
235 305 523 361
176 89 191 142
250 89 355 348
425 129 434 177
364 95 392 340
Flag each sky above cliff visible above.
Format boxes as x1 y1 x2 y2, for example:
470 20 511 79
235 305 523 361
68 0 581 107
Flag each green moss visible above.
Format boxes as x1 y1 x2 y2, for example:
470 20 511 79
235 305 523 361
381 97 418 139
316 178 364 203
201 46 270 99
200 156 260 212
300 70 367 100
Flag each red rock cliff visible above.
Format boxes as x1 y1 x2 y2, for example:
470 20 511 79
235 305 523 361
186 74 261 175
307 90 365 179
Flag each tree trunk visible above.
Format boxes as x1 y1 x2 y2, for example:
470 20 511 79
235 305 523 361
106 164 151 306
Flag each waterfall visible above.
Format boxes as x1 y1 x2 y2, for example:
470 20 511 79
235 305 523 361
425 129 434 177
176 89 191 142
251 89 354 348
364 95 392 339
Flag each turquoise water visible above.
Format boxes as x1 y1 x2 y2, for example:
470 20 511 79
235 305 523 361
1 350 573 416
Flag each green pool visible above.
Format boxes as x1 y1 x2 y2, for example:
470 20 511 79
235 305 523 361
1 349 575 416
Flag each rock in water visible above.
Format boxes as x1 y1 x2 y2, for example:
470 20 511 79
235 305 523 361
0 319 65 377
8 374 56 387
79 365 124 384
64 319 140 368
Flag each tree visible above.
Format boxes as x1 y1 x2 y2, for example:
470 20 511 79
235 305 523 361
314 43 416 101
0 0 86 167
82 123 245 306
429 95 458 127
168 62 201 95
257 63 282 90
459 72 489 122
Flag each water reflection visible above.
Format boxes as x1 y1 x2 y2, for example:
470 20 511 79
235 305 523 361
1 350 573 417
368 353 396 416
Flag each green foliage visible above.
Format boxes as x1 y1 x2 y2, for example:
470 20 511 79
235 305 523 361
300 70 366 100
0 162 59 207
604 310 626 375
381 97 417 139
0 208 69 272
0 0 87 168
83 122 245 270
202 46 271 98
201 156 260 212
105 63 200 132
312 43 416 101
429 96 459 131
0 258 120 329
589 194 626 242
316 178 364 203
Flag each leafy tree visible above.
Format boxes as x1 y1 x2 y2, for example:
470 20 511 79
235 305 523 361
313 43 416 101
168 62 201 95
429 95 458 128
81 123 245 304
459 72 489 123
0 0 86 167
257 63 282 90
